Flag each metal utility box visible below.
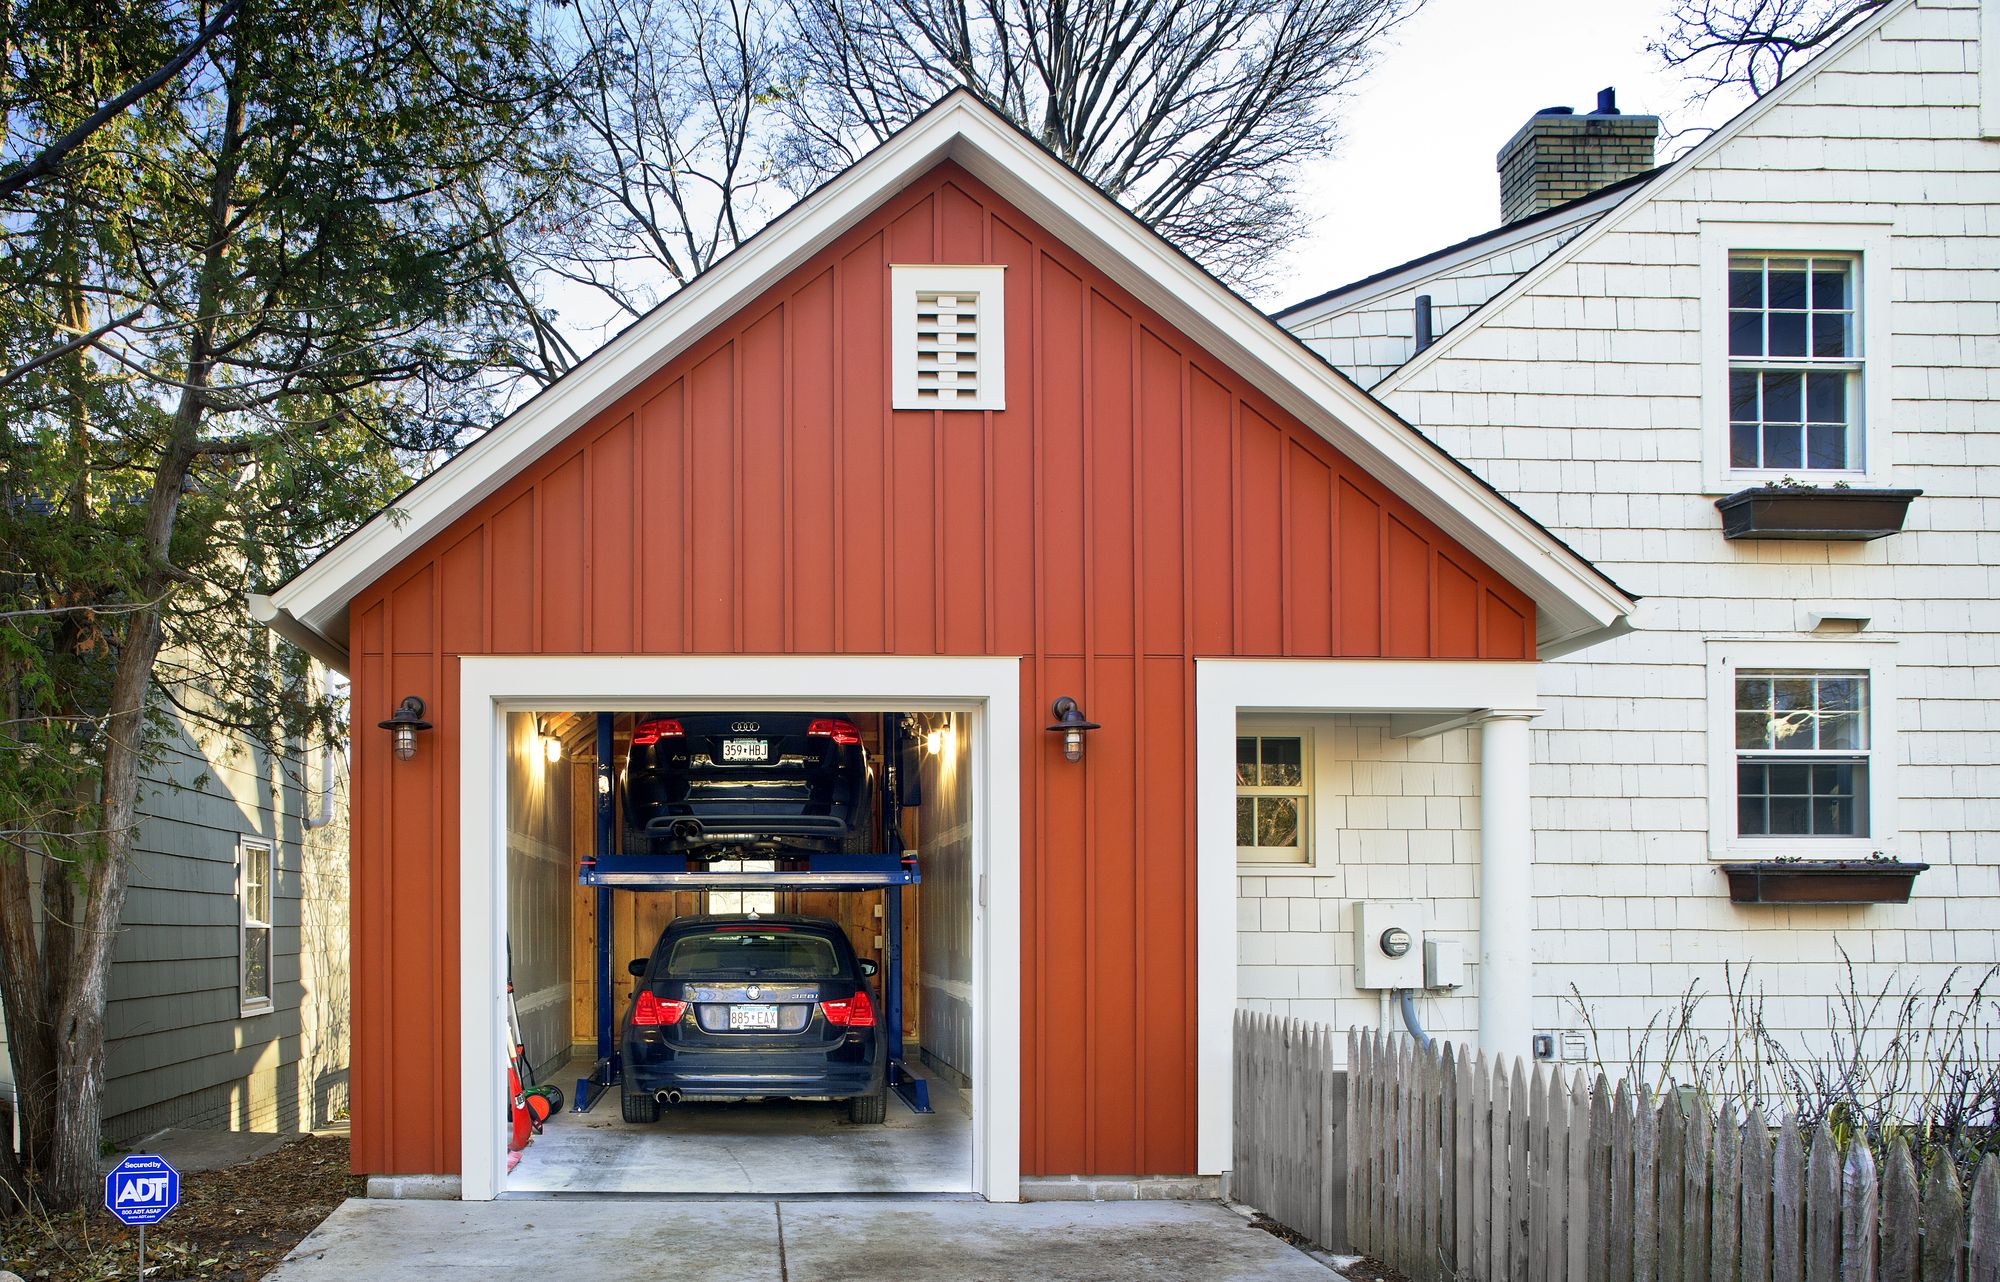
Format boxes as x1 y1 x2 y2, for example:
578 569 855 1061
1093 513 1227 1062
1352 901 1425 990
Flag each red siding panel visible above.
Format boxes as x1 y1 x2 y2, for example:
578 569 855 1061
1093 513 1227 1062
343 161 1537 1181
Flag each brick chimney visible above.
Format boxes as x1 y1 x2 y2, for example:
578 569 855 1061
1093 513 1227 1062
1497 88 1658 223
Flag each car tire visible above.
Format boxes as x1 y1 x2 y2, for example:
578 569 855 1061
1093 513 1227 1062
621 1085 660 1124
847 1086 887 1125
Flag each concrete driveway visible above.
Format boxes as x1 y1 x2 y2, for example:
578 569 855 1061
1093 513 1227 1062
267 1197 1335 1280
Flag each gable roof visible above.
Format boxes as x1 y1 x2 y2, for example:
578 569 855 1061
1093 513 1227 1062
265 90 1635 664
1369 0 1919 396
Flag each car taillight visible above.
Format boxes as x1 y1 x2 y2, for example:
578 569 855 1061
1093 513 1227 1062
631 718 684 747
820 989 876 1028
632 992 686 1026
807 718 862 747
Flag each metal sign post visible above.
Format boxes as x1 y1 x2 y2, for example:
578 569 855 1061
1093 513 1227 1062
105 1152 180 1279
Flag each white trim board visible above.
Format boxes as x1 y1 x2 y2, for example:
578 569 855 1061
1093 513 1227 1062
270 93 1632 658
456 655 1022 1202
1192 658 1540 1176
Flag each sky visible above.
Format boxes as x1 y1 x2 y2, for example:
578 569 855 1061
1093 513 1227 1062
1261 0 1754 307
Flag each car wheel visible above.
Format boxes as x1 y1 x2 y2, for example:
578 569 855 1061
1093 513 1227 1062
621 1085 660 1124
847 1086 887 1125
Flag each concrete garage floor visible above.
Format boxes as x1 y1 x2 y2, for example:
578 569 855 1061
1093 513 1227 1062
268 1197 1334 1281
507 1055 974 1194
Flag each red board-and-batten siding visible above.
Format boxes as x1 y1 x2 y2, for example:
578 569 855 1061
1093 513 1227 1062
348 160 1534 1180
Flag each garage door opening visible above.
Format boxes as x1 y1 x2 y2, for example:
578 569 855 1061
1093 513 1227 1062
497 707 977 1195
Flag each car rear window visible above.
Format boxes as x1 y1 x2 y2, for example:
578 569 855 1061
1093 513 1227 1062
665 930 842 979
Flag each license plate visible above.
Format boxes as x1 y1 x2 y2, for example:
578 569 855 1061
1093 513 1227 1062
722 738 767 762
729 1004 779 1030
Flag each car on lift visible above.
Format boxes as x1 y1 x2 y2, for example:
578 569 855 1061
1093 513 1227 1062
619 914 888 1124
621 714 875 857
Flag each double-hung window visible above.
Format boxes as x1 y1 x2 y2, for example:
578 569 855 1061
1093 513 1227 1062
1237 731 1311 865
1727 255 1862 473
1706 642 1897 859
239 838 273 1014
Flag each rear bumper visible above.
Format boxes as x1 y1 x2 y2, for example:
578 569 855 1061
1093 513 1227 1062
642 812 850 840
622 1038 883 1100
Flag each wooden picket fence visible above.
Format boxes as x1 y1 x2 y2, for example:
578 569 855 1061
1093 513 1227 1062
1233 1011 1346 1250
1344 1027 2000 1282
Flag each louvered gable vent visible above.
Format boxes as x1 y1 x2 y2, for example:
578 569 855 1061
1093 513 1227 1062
893 265 1005 411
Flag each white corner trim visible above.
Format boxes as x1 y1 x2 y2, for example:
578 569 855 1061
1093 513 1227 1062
892 264 1006 411
1697 220 1896 493
1193 659 1540 1175
457 654 1021 1202
1983 0 2000 139
269 93 1632 658
1702 638 1900 862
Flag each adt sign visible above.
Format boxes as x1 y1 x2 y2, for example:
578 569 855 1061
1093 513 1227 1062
104 1153 179 1226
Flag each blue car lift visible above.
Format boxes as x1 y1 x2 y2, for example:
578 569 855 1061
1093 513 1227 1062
571 712 933 1117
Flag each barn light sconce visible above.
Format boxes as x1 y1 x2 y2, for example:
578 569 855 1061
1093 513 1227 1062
378 696 431 762
1045 697 1099 763
537 716 563 765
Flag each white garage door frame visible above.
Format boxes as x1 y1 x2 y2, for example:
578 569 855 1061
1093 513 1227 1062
458 654 1023 1202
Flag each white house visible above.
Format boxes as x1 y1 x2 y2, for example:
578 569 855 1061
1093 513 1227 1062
1259 0 2000 1066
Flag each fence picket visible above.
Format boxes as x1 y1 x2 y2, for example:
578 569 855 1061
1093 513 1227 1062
1920 1149 1963 1282
1570 1073 1595 1282
1547 1067 1574 1282
1494 1057 1514 1282
1637 1084 1661 1282
1531 1066 1552 1281
1660 1090 1687 1281
1511 1058 1532 1282
1612 1080 1637 1282
1474 1051 1495 1282
1455 1046 1475 1279
1807 1126 1842 1282
1715 1103 1743 1282
1743 1110 1772 1282
1775 1116 1806 1282
1841 1141 1877 1282
1878 1139 1917 1282
1440 1043 1459 1281
1970 1157 1998 1282
1688 1096 1713 1282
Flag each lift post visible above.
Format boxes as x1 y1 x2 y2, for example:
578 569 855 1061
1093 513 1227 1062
571 712 932 1116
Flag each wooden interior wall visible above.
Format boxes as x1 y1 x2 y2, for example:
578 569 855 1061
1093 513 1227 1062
344 158 1540 1181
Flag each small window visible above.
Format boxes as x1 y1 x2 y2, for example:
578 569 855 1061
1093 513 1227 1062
1237 732 1310 864
1733 671 1870 838
892 265 1005 411
1706 641 1897 860
1726 255 1862 473
239 838 273 1014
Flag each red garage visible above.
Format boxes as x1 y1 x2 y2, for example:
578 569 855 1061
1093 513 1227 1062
258 90 1633 1202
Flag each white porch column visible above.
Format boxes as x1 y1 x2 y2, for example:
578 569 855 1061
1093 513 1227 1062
1476 709 1540 1057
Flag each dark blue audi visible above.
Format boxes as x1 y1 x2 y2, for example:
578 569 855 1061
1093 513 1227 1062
620 915 888 1124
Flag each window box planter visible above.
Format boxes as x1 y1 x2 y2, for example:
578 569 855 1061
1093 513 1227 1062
1719 859 1928 905
1714 487 1921 541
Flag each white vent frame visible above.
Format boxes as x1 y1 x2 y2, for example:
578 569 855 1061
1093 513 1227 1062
891 264 1006 411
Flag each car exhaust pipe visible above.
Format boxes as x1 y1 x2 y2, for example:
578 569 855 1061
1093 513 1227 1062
656 1090 682 1105
670 820 701 840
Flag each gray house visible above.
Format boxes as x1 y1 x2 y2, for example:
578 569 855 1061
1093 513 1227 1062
0 680 351 1143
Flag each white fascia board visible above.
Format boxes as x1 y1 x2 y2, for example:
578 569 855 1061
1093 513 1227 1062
273 92 1633 655
1374 0 1919 399
1273 192 1618 332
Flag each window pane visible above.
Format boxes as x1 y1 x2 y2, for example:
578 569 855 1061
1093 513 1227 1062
1729 311 1763 357
1806 372 1845 424
1736 712 1769 750
1730 371 1760 420
1764 424 1803 469
1737 675 1772 708
1237 796 1255 845
1807 424 1848 470
1811 262 1850 308
1773 677 1815 711
1812 312 1849 358
1767 312 1807 357
1768 795 1811 834
1236 737 1257 786
1729 268 1762 309
1768 762 1811 795
1738 795 1767 835
245 926 271 1002
1818 675 1862 714
1767 264 1809 308
1763 373 1802 423
1731 423 1759 469
1260 737 1303 787
1256 796 1300 848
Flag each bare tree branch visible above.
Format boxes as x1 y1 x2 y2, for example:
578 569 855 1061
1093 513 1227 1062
1652 0 1887 99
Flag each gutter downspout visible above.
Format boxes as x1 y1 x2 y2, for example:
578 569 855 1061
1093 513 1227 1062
304 744 335 830
248 592 350 674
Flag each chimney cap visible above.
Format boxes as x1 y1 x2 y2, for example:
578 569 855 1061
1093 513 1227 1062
1593 87 1619 115
1534 105 1575 117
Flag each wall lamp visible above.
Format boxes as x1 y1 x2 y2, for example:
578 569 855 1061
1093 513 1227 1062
1045 697 1099 763
378 696 432 762
536 716 563 765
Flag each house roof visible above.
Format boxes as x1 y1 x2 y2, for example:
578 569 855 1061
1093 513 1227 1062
265 90 1636 665
1369 0 1919 396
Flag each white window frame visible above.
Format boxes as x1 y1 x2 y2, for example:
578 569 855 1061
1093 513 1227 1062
238 837 275 1016
1705 639 1898 861
1235 723 1314 869
890 264 1006 411
1699 219 1894 493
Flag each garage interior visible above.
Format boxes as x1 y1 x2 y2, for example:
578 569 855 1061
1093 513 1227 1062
499 708 976 1195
